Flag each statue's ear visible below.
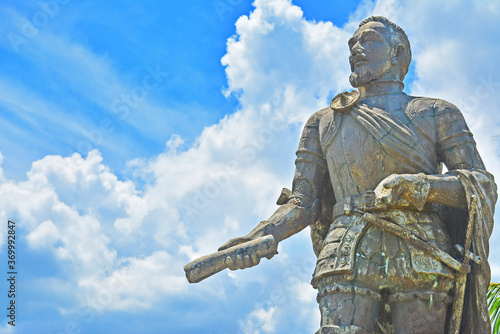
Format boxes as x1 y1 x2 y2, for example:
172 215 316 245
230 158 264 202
392 44 405 63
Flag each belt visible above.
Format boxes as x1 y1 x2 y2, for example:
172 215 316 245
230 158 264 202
332 191 439 220
332 193 373 220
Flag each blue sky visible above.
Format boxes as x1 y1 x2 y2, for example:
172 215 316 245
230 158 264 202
1 0 500 333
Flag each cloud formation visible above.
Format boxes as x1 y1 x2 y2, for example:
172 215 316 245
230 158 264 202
1 0 499 333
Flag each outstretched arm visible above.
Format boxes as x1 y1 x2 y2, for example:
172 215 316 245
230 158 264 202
218 110 329 270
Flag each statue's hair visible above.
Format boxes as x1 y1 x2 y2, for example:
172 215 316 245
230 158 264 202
359 16 411 81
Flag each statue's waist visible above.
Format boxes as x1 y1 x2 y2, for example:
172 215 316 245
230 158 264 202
332 194 441 221
312 207 453 284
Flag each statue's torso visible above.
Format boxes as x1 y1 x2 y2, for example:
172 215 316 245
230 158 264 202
321 93 439 201
312 93 454 286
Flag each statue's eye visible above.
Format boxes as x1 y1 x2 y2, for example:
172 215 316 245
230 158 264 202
348 38 355 50
362 33 382 44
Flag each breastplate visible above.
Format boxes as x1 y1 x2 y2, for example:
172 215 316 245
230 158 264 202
324 113 401 200
322 99 439 203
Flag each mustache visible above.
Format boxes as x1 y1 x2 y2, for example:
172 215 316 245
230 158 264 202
349 60 393 87
349 54 368 69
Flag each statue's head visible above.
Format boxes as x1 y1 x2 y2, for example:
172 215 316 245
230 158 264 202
348 16 411 88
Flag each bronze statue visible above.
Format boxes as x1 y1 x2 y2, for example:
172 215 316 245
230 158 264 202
184 16 497 334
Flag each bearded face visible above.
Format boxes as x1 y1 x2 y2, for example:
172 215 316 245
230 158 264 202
349 55 393 88
348 22 396 88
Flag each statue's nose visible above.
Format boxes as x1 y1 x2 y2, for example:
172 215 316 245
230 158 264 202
351 45 363 56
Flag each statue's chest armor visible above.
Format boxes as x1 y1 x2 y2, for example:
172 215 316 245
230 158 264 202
324 114 402 199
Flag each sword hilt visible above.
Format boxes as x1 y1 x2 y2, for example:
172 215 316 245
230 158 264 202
454 244 482 264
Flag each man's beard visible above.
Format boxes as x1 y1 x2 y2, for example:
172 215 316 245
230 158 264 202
349 60 393 88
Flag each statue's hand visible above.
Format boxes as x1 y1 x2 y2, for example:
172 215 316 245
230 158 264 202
218 232 265 270
374 173 430 210
225 251 261 271
218 236 252 251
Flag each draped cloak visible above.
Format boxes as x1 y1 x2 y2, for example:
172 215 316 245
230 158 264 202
449 170 496 334
303 93 497 333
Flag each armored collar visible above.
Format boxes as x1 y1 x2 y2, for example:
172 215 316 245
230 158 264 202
330 90 360 112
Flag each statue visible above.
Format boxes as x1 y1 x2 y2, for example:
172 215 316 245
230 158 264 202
184 16 497 334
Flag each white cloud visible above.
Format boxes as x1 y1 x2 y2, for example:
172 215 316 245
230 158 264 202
79 251 188 312
0 1 499 333
293 280 315 303
0 324 15 334
222 0 351 120
27 219 60 248
240 306 278 334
